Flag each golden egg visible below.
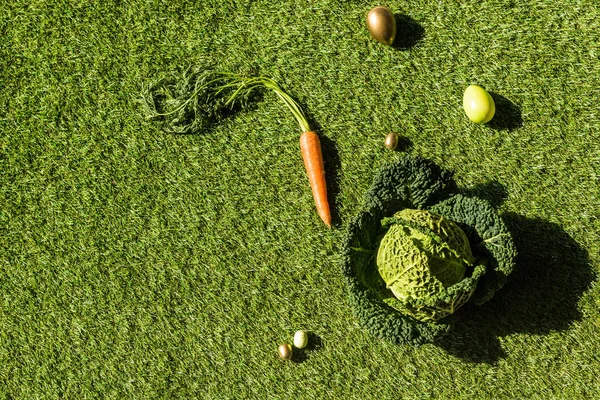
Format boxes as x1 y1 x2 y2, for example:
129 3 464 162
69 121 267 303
366 6 397 46
384 132 399 150
278 343 293 360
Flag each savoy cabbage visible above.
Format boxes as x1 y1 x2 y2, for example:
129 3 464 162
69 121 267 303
377 209 482 322
340 155 517 345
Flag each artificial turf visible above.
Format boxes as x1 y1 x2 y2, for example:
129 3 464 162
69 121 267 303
1 0 599 398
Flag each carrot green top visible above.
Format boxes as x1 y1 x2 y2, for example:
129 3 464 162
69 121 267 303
141 69 310 134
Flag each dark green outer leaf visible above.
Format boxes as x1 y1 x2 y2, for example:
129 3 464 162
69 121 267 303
430 195 518 305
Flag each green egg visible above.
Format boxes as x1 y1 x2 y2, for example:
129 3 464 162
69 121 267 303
463 85 495 124
293 330 308 349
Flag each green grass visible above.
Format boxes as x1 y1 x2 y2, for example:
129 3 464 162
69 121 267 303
1 0 599 398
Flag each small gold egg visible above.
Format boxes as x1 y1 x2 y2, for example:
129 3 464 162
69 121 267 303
384 132 399 150
278 343 293 360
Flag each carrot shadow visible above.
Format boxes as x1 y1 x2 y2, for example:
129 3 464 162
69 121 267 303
319 135 342 228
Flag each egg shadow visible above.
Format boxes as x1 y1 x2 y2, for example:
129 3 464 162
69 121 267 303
392 135 413 152
292 332 324 363
392 15 424 50
487 92 523 131
436 201 595 364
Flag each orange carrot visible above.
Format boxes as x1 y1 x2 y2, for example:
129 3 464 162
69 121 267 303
145 72 331 226
261 78 331 228
300 131 331 228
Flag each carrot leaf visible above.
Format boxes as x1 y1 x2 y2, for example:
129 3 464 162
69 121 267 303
140 68 310 134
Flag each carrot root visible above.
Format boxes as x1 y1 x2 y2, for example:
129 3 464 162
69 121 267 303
299 131 331 228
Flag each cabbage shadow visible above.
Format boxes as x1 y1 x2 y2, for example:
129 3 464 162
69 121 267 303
461 180 509 210
437 212 594 364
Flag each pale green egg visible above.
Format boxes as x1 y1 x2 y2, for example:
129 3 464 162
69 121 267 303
463 85 495 124
293 330 308 349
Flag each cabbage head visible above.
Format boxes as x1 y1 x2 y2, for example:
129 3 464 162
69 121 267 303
376 209 484 322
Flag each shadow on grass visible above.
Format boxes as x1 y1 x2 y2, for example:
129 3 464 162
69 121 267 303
461 180 509 209
437 207 595 364
319 135 341 228
392 15 424 50
292 332 323 363
487 92 523 131
391 135 413 153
